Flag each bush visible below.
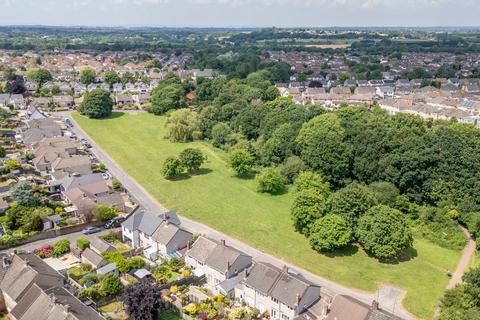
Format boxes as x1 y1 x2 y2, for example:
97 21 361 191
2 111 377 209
128 256 146 270
76 237 90 250
100 274 124 296
255 167 286 194
94 205 118 221
112 179 122 190
79 286 105 301
34 244 53 258
52 239 70 257
161 157 184 179
308 214 352 252
228 148 254 176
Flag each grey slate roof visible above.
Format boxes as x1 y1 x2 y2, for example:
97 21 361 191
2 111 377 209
11 284 104 320
186 236 217 264
325 295 401 320
96 262 118 276
244 262 318 309
122 210 164 236
81 248 107 268
152 222 192 247
89 237 116 254
0 253 64 302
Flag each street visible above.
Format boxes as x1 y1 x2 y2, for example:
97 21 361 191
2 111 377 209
52 111 415 319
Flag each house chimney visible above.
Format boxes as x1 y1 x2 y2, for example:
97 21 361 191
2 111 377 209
220 239 226 246
295 293 301 306
372 300 379 310
225 260 230 272
282 264 288 273
243 268 249 280
187 241 191 250
2 256 10 268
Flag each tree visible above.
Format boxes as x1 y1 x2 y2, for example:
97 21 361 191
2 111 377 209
165 109 201 142
93 205 118 221
101 274 124 296
26 68 52 86
228 148 255 176
293 171 330 197
255 167 286 194
31 215 43 232
262 85 280 102
296 114 351 184
291 190 327 236
78 88 112 119
326 183 377 227
52 239 71 257
149 84 186 115
10 181 40 207
121 71 135 85
76 237 90 250
308 214 352 252
211 122 233 148
123 281 163 320
356 205 413 260
104 70 121 86
280 156 306 184
6 75 26 94
80 67 97 86
50 84 60 95
161 157 184 179
369 181 400 205
259 123 296 166
179 148 205 173
128 256 146 270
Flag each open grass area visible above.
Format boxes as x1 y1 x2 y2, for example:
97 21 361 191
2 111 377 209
73 111 463 319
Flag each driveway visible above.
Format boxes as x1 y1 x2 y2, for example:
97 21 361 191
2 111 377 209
59 111 416 320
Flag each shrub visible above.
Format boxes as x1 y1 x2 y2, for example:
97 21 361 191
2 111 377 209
184 303 197 315
79 286 105 301
161 157 184 179
128 256 146 270
34 244 53 258
76 237 90 250
255 167 286 194
112 179 122 190
93 205 118 221
52 239 70 257
100 274 124 296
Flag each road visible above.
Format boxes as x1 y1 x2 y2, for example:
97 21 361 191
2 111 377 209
60 112 415 319
0 228 119 254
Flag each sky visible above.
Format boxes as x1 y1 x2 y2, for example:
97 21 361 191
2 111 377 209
0 0 479 27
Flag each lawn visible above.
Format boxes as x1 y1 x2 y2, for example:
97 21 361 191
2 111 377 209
73 111 463 319
68 266 90 283
98 301 128 320
158 310 182 320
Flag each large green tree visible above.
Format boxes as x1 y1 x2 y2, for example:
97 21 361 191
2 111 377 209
255 167 286 194
149 84 186 115
165 109 201 142
78 88 113 119
26 68 52 86
356 205 413 260
228 148 255 176
326 183 377 227
79 67 96 85
296 114 352 185
179 148 205 173
308 214 352 252
291 189 327 236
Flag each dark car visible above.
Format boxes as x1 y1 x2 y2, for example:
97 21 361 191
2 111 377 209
82 226 101 235
105 217 124 229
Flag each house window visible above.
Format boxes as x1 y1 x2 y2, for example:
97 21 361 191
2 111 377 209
281 314 289 320
272 297 279 304
271 309 278 319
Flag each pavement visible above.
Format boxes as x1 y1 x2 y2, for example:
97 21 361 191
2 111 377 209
55 111 416 319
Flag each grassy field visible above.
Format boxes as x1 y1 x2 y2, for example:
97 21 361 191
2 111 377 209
73 112 463 319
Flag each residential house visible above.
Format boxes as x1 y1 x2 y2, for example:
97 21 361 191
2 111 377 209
115 94 134 106
376 86 395 99
52 95 74 109
234 262 320 320
22 118 62 146
30 97 50 109
134 92 150 105
121 209 188 260
0 253 65 311
50 155 92 175
0 253 103 320
324 295 401 320
185 237 252 293
32 136 78 172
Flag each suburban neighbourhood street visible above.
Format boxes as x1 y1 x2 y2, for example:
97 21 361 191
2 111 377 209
62 112 416 320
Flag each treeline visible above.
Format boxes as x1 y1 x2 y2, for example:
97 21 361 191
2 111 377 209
148 70 477 259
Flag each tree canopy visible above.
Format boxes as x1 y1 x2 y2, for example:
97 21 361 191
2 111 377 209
78 88 113 119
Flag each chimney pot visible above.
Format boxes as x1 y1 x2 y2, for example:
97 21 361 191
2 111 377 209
282 264 288 273
372 300 379 310
220 239 226 246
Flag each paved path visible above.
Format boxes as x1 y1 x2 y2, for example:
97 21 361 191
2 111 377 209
62 112 415 319
447 226 476 289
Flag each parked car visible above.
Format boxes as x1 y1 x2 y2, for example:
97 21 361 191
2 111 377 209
82 226 101 235
105 217 124 229
102 173 109 180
